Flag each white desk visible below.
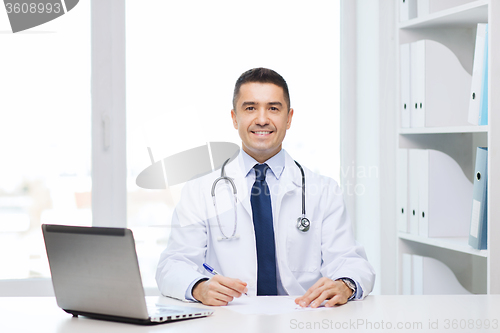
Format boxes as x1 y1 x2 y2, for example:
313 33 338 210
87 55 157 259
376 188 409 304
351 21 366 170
1 295 500 332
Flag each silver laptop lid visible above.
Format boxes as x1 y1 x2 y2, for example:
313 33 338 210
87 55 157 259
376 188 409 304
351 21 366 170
42 224 149 320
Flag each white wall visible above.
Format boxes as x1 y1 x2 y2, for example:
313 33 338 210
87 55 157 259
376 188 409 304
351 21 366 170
341 0 398 295
378 0 398 296
355 0 381 295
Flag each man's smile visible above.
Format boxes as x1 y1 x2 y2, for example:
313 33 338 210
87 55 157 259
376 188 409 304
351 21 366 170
252 130 273 136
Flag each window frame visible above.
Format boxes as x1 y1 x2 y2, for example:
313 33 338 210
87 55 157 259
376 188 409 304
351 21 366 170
0 0 127 296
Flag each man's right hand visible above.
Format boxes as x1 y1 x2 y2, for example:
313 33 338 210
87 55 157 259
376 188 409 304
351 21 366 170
192 275 248 306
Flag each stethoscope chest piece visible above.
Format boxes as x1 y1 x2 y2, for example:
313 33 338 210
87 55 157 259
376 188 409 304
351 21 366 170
297 217 310 232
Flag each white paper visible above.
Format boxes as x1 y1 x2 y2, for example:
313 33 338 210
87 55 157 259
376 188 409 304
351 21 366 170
470 199 481 238
225 296 327 315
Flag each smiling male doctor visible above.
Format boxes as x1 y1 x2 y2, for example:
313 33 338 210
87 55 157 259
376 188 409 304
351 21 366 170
156 68 375 308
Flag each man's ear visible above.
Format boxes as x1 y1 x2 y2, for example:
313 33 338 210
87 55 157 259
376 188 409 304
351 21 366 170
286 108 294 129
231 109 238 129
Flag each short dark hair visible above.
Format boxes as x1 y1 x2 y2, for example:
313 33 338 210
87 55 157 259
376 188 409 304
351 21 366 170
232 68 291 111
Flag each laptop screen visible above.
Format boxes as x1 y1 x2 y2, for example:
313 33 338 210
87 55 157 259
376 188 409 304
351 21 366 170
42 224 150 320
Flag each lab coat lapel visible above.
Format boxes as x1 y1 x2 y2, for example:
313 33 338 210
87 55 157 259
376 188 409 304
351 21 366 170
235 177 252 218
274 152 302 222
224 152 252 218
274 152 302 295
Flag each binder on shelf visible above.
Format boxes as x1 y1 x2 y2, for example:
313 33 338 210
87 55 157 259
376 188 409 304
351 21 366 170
411 255 471 295
408 150 420 234
402 253 412 295
469 147 488 250
410 40 425 128
414 149 473 238
397 149 409 232
416 0 430 17
400 0 417 22
478 25 488 126
412 255 424 295
409 39 472 128
468 24 488 126
400 44 411 128
417 149 429 236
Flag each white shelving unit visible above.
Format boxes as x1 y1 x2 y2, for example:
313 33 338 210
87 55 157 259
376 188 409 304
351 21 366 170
395 0 499 295
399 232 488 258
399 125 488 134
399 0 488 29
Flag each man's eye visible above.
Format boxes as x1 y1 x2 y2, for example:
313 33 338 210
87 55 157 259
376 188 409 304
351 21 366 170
246 107 255 111
270 107 279 111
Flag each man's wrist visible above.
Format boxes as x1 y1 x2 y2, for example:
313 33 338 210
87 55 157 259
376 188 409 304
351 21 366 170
336 278 356 301
191 278 209 301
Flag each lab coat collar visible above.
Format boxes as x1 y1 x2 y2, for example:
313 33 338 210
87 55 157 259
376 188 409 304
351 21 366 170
224 149 301 218
280 152 303 189
240 149 286 181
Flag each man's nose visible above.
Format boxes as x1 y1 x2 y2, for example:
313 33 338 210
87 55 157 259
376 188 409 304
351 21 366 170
255 109 269 125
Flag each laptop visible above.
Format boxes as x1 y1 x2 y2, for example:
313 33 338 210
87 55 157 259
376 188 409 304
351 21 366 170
42 224 213 325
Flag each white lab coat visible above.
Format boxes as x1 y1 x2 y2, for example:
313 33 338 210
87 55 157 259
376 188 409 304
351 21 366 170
156 150 375 301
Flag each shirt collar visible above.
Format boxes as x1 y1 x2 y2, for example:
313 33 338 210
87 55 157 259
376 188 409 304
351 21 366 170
241 149 286 180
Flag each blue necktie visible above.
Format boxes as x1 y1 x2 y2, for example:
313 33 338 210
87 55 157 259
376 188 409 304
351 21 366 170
251 163 278 296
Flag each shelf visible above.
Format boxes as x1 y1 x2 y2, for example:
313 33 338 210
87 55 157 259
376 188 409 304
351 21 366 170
399 126 488 134
394 0 498 295
399 0 488 29
399 232 488 257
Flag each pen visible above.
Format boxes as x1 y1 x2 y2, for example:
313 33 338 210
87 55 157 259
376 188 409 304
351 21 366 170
203 263 220 275
203 263 248 296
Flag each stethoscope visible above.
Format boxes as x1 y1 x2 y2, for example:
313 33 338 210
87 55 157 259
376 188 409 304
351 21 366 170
211 159 310 241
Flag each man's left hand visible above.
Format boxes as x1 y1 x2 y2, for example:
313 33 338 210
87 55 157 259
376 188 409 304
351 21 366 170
294 277 352 308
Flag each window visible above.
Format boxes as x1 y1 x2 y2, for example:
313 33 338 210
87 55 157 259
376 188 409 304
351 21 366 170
0 3 91 280
126 0 340 288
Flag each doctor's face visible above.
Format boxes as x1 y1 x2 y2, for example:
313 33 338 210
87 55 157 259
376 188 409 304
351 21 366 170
231 82 293 163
